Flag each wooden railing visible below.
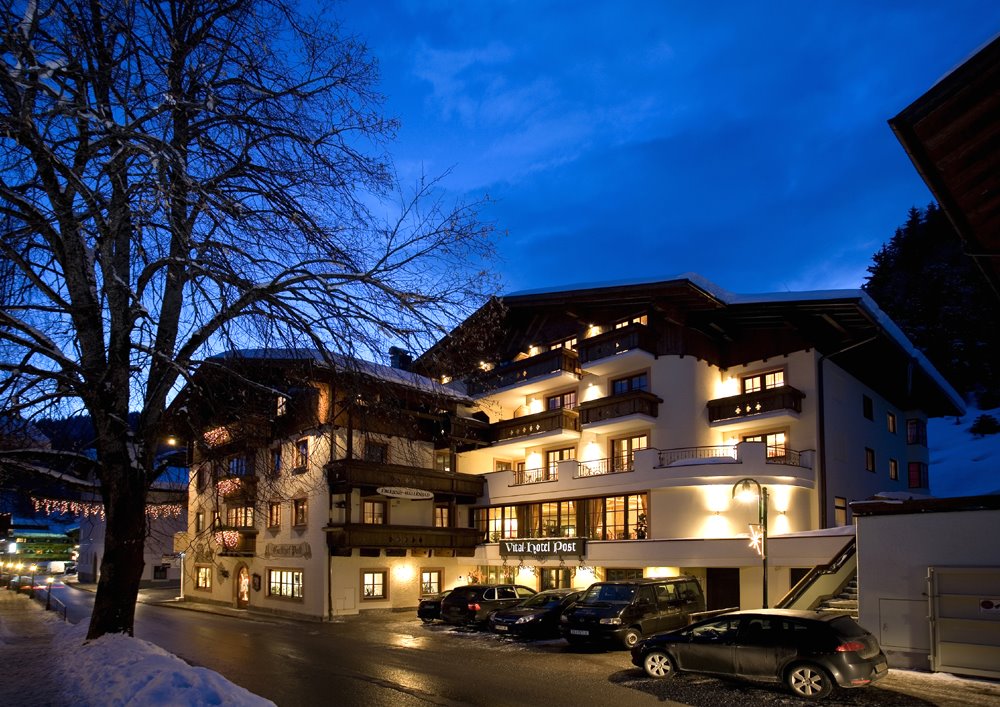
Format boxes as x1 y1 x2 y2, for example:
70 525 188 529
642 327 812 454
578 323 656 364
326 459 485 497
491 408 580 442
466 348 581 395
707 385 805 423
578 390 661 425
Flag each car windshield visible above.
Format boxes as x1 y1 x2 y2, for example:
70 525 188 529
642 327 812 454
581 584 635 603
520 593 565 609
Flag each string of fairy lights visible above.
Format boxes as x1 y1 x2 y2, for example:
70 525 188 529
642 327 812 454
31 497 184 520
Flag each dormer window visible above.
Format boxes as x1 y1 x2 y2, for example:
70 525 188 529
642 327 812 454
550 336 577 351
614 314 647 329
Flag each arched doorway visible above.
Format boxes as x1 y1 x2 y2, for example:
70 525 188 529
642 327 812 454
236 564 251 609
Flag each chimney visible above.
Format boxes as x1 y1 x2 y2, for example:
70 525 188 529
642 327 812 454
388 346 412 370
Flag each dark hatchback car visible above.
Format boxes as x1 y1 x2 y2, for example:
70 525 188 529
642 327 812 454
417 589 453 623
631 609 888 700
488 588 583 638
440 584 536 626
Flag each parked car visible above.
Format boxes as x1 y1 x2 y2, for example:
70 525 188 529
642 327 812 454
440 584 536 626
631 609 888 700
489 588 583 638
560 576 705 648
417 590 453 623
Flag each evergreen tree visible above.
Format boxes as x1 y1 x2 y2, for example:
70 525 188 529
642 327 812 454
863 204 999 407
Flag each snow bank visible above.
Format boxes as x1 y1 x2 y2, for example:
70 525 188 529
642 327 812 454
57 622 273 707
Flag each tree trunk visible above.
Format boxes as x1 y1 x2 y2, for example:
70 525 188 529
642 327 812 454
87 467 148 639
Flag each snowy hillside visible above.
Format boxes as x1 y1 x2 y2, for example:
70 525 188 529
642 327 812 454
928 407 1000 497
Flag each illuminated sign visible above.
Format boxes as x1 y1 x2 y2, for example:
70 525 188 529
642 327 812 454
499 538 586 558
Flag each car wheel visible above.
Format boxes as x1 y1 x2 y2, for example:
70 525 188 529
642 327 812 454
786 663 833 700
642 650 676 679
622 628 642 649
420 617 433 624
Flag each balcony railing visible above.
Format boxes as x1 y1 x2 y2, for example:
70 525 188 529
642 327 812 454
578 322 656 364
658 445 738 466
324 523 485 552
511 467 556 486
707 385 805 423
578 390 661 425
326 459 485 498
766 449 803 467
576 456 635 477
467 348 581 395
491 408 580 442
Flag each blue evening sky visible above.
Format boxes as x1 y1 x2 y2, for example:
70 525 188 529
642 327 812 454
335 1 1000 295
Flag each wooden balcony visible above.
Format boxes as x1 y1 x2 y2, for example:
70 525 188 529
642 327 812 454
324 523 484 553
578 390 661 425
491 408 580 442
578 323 657 364
707 385 805 423
326 459 485 498
466 348 581 395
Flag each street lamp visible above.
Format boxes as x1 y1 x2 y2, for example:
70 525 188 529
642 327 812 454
732 477 769 608
45 576 54 610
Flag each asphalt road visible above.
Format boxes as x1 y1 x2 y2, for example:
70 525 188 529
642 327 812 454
52 588 1000 707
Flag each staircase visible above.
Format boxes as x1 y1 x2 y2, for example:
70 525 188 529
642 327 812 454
816 576 858 619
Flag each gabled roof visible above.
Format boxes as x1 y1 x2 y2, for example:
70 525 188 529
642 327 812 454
416 273 964 417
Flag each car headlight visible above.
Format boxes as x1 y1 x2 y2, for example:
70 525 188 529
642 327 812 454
560 615 569 623
599 617 622 625
515 615 536 624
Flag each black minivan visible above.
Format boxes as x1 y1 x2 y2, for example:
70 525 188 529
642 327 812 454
559 576 706 648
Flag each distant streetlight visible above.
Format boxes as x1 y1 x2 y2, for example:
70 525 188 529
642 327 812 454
732 477 769 608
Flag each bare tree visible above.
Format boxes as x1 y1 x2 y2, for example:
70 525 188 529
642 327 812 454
0 0 497 639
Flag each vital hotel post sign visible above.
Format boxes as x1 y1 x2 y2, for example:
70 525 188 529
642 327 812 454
499 538 586 559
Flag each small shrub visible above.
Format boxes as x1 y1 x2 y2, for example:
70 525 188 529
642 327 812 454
969 414 1000 437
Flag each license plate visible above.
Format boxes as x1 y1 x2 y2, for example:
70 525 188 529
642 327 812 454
495 625 508 631
570 629 589 636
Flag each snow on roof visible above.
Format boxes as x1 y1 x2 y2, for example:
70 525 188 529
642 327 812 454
210 348 469 402
505 273 965 415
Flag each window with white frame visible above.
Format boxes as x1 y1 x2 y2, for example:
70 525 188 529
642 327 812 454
268 569 303 599
743 370 784 394
362 570 387 600
362 500 386 524
294 438 308 472
292 498 308 526
421 569 442 596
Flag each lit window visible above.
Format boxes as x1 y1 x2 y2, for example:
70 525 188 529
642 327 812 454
268 569 303 599
276 396 288 417
834 497 848 527
421 570 442 595
546 447 576 475
434 451 451 472
226 506 254 527
546 391 577 410
614 314 647 329
742 431 787 459
195 511 205 533
228 456 246 477
887 412 897 434
742 370 784 394
294 438 308 472
362 500 386 525
865 447 875 472
362 570 387 600
293 498 308 526
889 458 899 481
550 336 578 351
611 434 647 471
434 504 450 528
195 565 212 590
268 502 281 528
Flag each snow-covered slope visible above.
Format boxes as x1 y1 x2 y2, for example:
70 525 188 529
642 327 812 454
929 407 1000 497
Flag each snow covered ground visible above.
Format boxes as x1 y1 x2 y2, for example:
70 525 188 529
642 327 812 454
928 406 1000 497
0 597 274 707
